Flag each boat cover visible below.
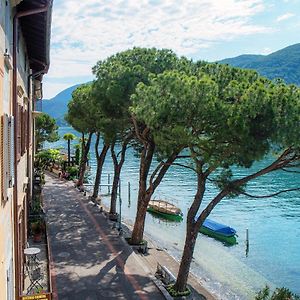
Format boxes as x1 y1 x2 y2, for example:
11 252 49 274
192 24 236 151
202 219 236 236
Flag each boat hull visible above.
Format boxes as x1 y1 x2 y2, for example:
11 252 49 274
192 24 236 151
199 226 237 245
147 207 183 222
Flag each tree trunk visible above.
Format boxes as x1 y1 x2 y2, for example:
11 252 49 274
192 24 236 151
131 192 151 244
110 142 119 215
110 134 132 215
174 170 206 292
92 133 109 200
77 133 85 177
109 164 121 215
174 225 198 291
67 140 71 166
130 141 155 244
77 132 93 187
131 143 182 244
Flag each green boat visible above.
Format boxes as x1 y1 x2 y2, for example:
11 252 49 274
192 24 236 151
199 219 237 245
147 200 183 222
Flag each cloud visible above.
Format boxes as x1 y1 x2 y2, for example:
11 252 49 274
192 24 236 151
42 82 73 100
276 12 295 22
44 0 271 98
261 47 272 55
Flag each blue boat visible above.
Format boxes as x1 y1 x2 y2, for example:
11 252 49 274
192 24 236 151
199 219 237 245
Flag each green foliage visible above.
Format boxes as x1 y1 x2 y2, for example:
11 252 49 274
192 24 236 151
35 113 59 149
125 237 147 246
92 47 194 143
215 169 246 197
31 219 44 235
31 194 43 215
63 133 76 141
66 166 79 178
131 62 300 170
131 70 209 157
35 149 61 170
92 48 197 162
65 83 96 134
255 286 300 300
74 144 81 165
166 284 191 297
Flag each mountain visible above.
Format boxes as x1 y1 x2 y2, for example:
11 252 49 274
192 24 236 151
42 84 80 125
219 43 300 85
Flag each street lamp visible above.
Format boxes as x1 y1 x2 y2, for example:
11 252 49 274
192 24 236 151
118 179 122 235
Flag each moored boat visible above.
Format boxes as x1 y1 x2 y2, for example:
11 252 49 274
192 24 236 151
199 219 237 245
147 200 183 222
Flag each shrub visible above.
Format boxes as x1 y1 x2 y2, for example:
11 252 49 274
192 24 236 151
66 166 79 178
255 286 300 300
35 149 62 171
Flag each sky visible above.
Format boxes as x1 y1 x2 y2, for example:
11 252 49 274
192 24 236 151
43 0 300 99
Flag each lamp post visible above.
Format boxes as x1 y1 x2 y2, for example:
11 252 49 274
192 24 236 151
118 179 122 235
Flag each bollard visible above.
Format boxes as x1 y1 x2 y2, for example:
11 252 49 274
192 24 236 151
128 182 131 207
245 228 249 257
118 184 122 232
108 174 110 193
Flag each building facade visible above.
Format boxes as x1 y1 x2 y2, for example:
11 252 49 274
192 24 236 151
0 1 52 299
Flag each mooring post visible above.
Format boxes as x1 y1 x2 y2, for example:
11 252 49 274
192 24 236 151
108 173 110 193
128 182 131 207
246 228 249 257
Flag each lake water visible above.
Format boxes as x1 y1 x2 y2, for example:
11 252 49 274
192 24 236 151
46 127 300 299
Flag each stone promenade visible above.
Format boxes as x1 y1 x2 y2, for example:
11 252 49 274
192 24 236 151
43 173 164 300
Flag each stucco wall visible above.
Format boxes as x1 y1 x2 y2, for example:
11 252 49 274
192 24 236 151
0 9 14 298
0 0 34 297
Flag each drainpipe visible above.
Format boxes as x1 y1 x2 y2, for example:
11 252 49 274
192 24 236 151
13 2 51 298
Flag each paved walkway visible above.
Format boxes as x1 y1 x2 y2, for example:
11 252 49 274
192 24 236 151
43 174 164 300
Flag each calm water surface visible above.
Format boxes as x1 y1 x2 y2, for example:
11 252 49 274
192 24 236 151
47 127 300 299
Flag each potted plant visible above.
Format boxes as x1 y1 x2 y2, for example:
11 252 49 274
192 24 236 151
31 220 43 243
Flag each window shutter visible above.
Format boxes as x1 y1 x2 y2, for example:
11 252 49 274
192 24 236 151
17 104 21 160
21 105 25 156
28 106 31 146
8 116 14 187
24 108 28 151
1 114 9 202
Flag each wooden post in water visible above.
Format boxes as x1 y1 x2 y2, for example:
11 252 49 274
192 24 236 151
128 182 131 207
108 173 110 193
246 228 249 257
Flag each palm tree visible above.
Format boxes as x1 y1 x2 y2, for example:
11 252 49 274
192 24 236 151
63 133 76 166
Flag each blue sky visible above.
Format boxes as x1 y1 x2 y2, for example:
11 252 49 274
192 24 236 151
43 0 300 99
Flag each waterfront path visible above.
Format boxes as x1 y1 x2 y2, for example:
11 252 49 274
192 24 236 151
43 173 164 300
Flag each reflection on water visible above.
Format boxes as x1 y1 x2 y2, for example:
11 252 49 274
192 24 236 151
46 127 300 299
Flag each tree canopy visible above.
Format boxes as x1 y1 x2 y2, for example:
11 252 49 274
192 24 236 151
65 83 97 134
35 113 59 149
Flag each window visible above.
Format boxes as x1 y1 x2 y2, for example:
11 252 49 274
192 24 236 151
4 0 12 54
